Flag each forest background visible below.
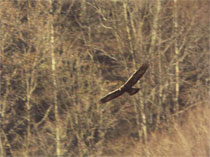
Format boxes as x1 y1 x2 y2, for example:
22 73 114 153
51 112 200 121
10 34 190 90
0 0 209 156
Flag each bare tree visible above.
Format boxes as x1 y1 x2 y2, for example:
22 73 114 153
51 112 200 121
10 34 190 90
49 0 61 156
122 1 148 142
173 0 179 111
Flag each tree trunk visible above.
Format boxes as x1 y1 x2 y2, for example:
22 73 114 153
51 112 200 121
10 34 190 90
174 0 179 111
123 1 147 143
49 0 61 156
154 0 162 128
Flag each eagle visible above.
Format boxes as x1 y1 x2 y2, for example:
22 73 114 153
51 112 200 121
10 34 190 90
99 62 149 103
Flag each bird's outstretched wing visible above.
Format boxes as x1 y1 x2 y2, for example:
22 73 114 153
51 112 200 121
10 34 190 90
99 89 124 104
121 62 149 90
99 62 149 104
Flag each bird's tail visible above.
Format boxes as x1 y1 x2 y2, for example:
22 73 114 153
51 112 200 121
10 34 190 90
126 88 140 95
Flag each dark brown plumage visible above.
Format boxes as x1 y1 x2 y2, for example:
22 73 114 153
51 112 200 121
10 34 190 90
100 62 149 103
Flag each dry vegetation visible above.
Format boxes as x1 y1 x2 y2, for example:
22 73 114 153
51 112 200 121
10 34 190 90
112 101 210 156
0 0 209 156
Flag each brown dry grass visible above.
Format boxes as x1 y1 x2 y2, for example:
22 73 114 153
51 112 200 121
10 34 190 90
105 101 210 157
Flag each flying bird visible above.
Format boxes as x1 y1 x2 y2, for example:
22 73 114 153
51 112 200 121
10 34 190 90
100 62 149 103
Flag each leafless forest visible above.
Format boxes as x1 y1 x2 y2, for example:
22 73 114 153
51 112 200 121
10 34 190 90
0 0 209 156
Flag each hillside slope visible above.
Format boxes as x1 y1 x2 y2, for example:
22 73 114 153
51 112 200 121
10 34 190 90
105 101 210 156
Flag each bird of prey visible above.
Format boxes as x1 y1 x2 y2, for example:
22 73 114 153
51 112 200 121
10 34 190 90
99 62 149 103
